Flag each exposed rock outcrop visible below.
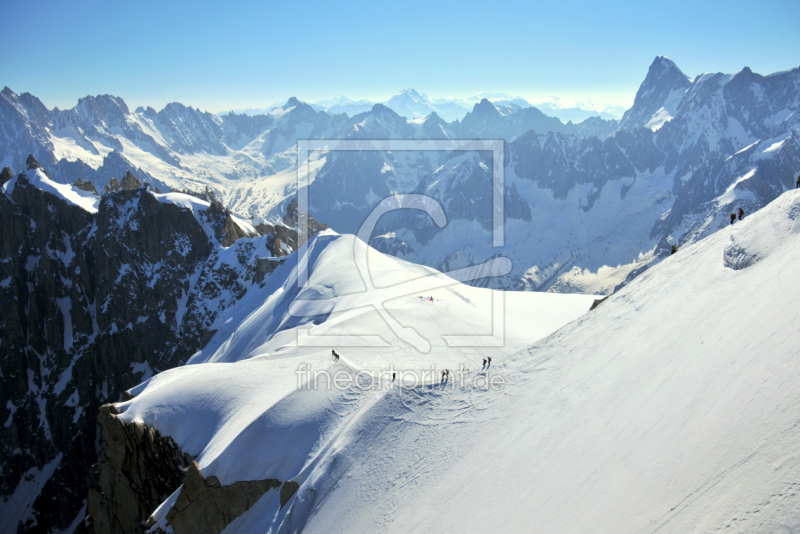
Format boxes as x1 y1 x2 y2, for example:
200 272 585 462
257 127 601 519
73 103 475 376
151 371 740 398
589 296 609 310
0 165 13 185
26 153 41 169
105 170 142 193
283 197 328 245
73 178 99 195
163 462 281 534
87 405 192 534
88 404 291 534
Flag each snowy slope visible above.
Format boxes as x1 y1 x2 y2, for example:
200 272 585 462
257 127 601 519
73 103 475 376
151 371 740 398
117 189 800 533
184 230 594 369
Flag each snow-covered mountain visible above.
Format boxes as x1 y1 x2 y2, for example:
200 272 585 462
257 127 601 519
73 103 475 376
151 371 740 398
312 96 374 117
534 100 625 122
309 90 473 122
309 91 623 123
90 187 800 533
617 55 693 131
1 57 798 296
310 58 800 294
383 88 447 120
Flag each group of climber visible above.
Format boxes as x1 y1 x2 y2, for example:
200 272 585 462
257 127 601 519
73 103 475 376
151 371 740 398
672 206 746 255
730 207 745 225
671 174 800 254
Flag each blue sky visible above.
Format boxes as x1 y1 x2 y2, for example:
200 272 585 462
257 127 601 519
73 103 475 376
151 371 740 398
2 0 799 114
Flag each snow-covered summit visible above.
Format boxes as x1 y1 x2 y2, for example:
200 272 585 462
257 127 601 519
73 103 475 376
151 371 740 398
383 88 437 119
186 230 595 367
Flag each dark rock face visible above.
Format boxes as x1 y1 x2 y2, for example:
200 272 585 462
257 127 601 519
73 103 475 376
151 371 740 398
0 164 311 534
87 404 287 534
0 166 14 185
0 170 97 534
164 462 281 534
86 405 193 534
105 170 142 193
282 197 328 242
73 178 99 195
26 154 42 170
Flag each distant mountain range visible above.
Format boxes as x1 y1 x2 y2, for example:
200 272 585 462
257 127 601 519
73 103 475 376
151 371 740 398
1 56 798 296
226 89 623 123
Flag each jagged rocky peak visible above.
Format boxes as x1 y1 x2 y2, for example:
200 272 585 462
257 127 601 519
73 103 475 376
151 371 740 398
26 154 41 170
651 55 684 75
473 98 502 117
75 93 131 122
618 55 692 131
120 170 141 190
105 170 142 193
73 178 99 195
460 98 502 131
283 197 328 234
0 166 13 185
249 198 329 258
637 56 691 93
277 96 325 124
134 105 158 118
364 102 406 124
